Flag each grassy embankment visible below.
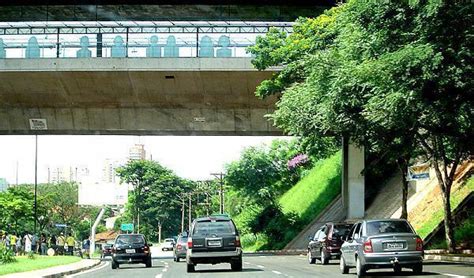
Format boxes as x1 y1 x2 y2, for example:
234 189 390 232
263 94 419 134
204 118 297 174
414 176 473 240
242 152 342 250
416 176 473 249
0 256 81 276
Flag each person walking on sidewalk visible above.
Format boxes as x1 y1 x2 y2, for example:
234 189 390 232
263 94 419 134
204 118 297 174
40 233 47 255
16 234 22 255
57 233 65 255
66 233 75 256
10 234 18 254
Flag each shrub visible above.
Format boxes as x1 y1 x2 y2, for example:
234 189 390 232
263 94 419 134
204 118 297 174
0 244 16 264
27 251 36 260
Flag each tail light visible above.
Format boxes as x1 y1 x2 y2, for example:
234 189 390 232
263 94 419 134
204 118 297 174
187 238 193 249
177 243 182 250
235 236 241 248
416 237 423 251
112 247 117 253
143 245 150 254
363 239 373 253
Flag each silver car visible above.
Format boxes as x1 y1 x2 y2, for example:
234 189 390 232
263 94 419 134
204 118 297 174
173 235 188 262
340 219 423 277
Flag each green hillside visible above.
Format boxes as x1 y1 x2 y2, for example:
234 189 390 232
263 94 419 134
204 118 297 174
279 151 342 224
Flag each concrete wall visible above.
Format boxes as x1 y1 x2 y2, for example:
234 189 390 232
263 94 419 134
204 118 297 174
342 138 365 219
0 58 280 135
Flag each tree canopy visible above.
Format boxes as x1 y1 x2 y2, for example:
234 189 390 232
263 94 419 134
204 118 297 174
249 0 473 252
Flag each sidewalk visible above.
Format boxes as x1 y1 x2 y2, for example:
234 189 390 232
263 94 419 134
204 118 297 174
1 259 101 278
424 250 474 264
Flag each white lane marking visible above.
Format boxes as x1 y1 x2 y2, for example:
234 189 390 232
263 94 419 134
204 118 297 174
163 268 168 272
155 274 162 278
256 265 265 269
272 270 283 275
244 262 251 265
439 274 467 278
66 262 109 277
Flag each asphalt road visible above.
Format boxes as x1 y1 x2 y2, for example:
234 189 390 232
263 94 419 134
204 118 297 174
69 248 473 278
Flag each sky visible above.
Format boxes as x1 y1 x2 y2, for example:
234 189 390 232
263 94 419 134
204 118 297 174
0 135 288 185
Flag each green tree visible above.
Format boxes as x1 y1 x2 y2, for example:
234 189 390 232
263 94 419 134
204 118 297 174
250 1 473 252
117 160 194 240
0 186 34 234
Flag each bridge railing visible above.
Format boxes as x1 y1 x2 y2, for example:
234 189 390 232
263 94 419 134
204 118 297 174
0 21 293 59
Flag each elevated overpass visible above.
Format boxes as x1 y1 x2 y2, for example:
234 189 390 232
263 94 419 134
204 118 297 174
0 57 279 136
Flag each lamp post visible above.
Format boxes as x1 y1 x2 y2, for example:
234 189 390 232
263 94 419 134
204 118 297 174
211 173 225 214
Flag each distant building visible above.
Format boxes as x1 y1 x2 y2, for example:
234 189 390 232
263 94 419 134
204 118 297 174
129 144 146 161
0 178 8 192
49 165 89 184
102 159 122 184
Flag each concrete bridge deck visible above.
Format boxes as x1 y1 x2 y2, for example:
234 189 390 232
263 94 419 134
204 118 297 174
0 57 280 135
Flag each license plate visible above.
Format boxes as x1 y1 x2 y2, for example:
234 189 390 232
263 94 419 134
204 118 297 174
207 240 222 247
126 249 136 253
386 243 404 250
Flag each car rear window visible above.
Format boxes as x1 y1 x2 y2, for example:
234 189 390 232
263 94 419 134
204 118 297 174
333 225 351 237
193 220 236 236
366 221 414 236
115 235 145 245
178 237 188 243
165 239 174 242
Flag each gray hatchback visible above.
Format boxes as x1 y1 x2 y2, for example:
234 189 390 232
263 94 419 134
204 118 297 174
340 219 423 277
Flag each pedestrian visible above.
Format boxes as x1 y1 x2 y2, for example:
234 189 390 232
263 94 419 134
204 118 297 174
16 234 22 255
31 233 38 254
10 234 18 254
24 232 32 253
4 233 11 250
82 238 90 259
40 233 47 255
57 233 65 255
66 233 75 256
49 234 57 254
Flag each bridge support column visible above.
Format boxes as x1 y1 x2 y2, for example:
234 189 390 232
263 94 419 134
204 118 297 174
342 137 365 219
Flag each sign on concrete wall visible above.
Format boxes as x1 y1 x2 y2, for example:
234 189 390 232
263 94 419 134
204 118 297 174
29 118 48 130
407 163 430 180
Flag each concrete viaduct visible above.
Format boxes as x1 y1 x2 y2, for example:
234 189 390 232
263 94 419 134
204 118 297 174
0 0 365 219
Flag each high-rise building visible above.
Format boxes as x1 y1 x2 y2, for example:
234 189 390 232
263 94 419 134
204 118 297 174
129 144 146 161
49 165 89 184
0 178 8 192
102 159 122 184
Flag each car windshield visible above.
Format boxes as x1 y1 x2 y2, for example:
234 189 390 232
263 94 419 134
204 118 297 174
366 221 414 236
178 237 188 243
193 220 235 236
115 235 145 246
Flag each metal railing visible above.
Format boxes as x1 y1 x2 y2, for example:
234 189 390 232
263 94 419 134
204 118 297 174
0 21 293 59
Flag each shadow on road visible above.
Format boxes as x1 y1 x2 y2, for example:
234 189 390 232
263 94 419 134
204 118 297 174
194 268 264 273
356 271 441 276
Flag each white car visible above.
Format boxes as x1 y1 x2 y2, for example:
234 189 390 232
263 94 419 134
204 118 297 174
162 238 175 251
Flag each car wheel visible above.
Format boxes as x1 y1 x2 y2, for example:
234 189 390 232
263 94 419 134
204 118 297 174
356 257 366 277
320 249 329 265
186 262 195 273
146 258 152 268
394 264 402 273
412 263 423 274
176 257 180 262
111 260 119 270
340 255 349 274
231 257 243 271
307 250 316 264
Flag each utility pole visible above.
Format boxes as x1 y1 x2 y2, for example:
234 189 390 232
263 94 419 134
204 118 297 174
188 193 192 231
34 135 38 234
211 173 225 214
158 222 162 243
181 197 185 233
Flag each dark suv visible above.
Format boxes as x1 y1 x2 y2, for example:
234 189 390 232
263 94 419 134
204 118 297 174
308 222 352 265
111 234 152 269
186 215 242 273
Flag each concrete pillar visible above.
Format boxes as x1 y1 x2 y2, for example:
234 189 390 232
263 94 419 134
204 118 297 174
342 137 365 219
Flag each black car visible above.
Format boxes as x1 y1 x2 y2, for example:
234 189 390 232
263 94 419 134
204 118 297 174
186 214 242 273
111 234 152 269
308 222 352 265
101 243 113 258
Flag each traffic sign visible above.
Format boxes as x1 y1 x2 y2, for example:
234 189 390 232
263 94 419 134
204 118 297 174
121 223 134 231
55 224 67 228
